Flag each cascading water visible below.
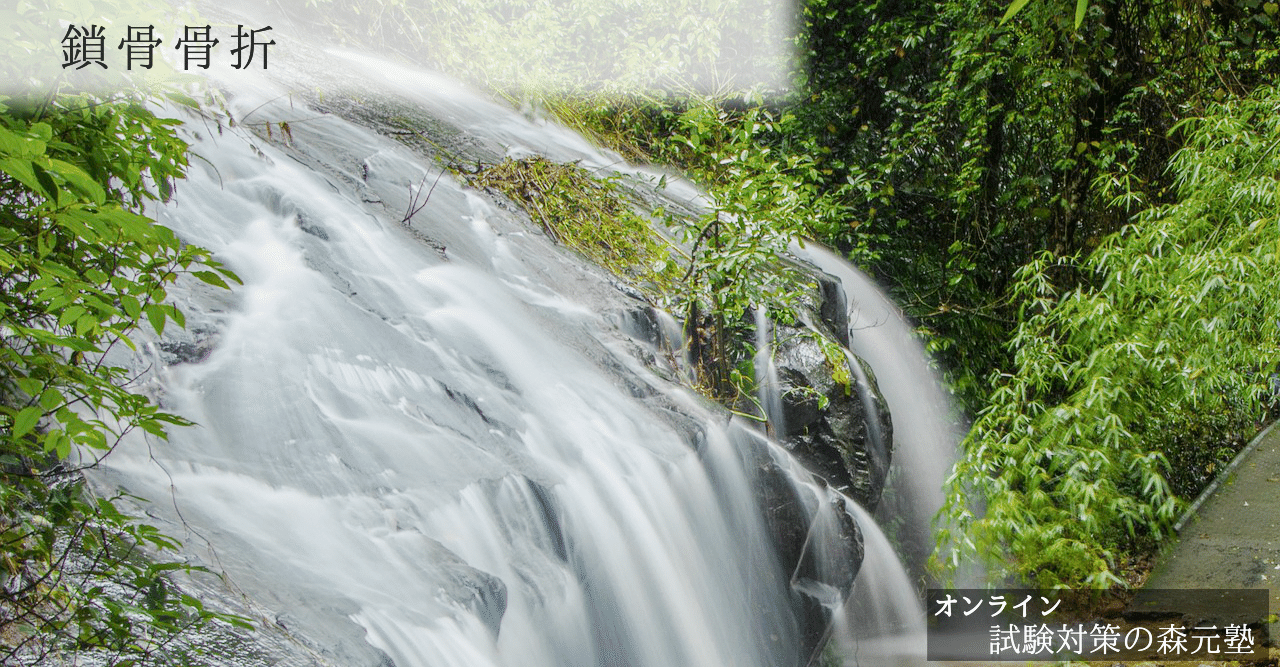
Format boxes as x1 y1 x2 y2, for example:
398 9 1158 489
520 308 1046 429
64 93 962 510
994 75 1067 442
79 36 957 667
753 306 786 436
791 244 961 552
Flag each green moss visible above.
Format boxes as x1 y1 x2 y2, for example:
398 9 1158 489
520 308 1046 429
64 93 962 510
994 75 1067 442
813 330 854 397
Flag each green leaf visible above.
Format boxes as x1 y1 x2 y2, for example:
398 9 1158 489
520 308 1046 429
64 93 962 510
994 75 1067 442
31 162 60 206
0 156 42 194
28 122 51 142
13 406 43 438
58 305 87 329
39 389 64 411
120 294 142 320
165 91 203 109
0 125 40 157
145 304 167 336
48 158 106 204
75 313 98 337
192 270 229 289
1074 0 1087 28
1000 0 1034 25
47 431 71 458
139 418 168 438
15 377 43 396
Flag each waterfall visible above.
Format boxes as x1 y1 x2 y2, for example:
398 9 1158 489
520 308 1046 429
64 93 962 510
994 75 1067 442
789 243 963 663
76 42 955 667
753 306 786 436
791 244 961 555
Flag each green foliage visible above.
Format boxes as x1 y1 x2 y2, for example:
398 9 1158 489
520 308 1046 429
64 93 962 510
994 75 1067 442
792 0 1280 412
1001 0 1091 29
0 87 245 663
668 102 821 320
494 0 1280 588
462 100 859 410
936 85 1280 587
660 99 862 398
1150 399 1255 498
782 0 1280 589
538 93 692 167
812 330 852 398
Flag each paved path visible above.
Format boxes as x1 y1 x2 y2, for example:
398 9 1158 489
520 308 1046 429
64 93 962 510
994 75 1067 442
1142 420 1280 643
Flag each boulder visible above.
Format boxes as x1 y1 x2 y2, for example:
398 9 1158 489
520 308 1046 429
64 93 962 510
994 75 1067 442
772 324 892 511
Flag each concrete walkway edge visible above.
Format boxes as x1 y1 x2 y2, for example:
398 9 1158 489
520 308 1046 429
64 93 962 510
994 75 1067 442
1174 419 1280 534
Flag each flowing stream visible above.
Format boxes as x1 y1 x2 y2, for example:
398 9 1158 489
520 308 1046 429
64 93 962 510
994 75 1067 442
87 45 954 667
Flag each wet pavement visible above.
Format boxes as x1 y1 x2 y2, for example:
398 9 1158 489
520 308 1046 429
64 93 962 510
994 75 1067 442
1143 421 1280 644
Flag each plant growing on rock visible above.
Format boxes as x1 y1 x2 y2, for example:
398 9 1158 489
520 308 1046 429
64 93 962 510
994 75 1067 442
664 98 855 401
466 156 680 290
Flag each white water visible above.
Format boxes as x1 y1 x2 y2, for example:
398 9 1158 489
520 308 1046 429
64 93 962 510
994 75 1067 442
842 349 890 488
18 5 980 652
754 306 786 436
832 501 927 665
72 55 943 667
788 244 962 663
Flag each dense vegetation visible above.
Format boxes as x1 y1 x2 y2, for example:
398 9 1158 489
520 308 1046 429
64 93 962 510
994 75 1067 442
792 0 1280 586
0 90 246 663
939 85 1280 586
532 0 1280 587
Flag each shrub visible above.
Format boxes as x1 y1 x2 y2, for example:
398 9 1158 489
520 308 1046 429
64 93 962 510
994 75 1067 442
1 91 245 664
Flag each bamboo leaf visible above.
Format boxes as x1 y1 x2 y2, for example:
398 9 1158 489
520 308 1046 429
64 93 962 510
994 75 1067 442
1000 0 1035 25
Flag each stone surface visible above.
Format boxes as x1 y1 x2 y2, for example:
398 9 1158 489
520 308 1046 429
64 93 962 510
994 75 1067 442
733 426 865 667
773 323 892 510
117 31 879 667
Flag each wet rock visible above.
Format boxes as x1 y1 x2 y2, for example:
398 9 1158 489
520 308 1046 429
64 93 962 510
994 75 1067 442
440 559 508 638
157 327 220 365
816 274 850 349
730 425 865 667
772 326 892 510
415 537 509 638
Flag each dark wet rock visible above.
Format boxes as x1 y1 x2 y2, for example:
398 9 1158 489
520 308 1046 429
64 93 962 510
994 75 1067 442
730 425 865 667
791 489 862 607
815 273 850 349
615 306 665 349
300 220 331 240
610 285 892 510
772 326 892 510
158 327 220 365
